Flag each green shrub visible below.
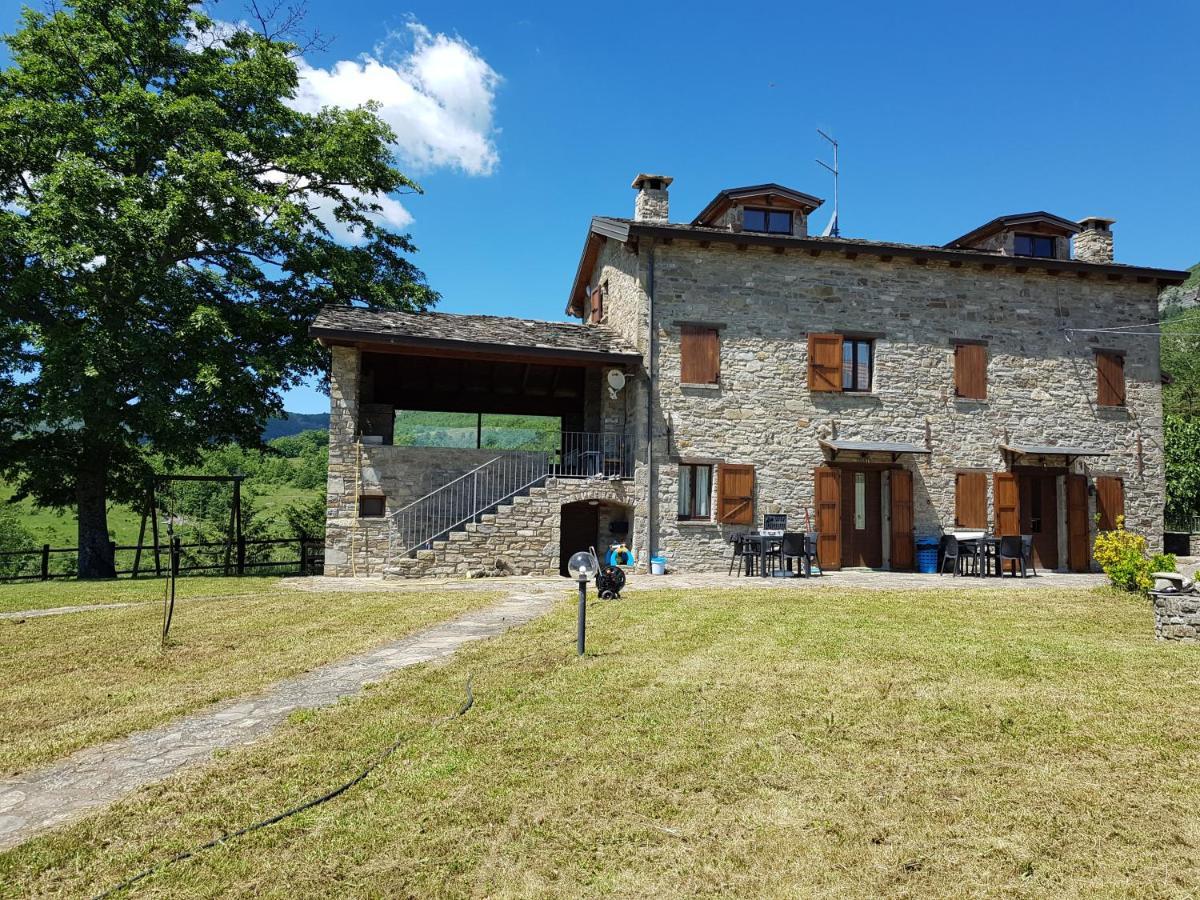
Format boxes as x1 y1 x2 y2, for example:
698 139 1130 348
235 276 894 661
1093 516 1160 593
1149 553 1178 574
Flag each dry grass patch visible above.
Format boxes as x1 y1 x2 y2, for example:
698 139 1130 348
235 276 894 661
0 580 501 774
4 585 1200 898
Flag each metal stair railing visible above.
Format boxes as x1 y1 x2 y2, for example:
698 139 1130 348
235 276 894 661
388 451 550 557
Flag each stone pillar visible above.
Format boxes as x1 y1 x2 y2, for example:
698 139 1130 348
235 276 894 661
324 345 361 573
632 173 672 222
1075 217 1115 263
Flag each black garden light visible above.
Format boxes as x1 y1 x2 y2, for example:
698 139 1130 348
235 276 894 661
567 549 599 656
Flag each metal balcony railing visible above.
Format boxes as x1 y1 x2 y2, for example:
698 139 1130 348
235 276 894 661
553 431 634 479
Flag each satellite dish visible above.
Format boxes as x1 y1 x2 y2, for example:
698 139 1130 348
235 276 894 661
606 369 626 392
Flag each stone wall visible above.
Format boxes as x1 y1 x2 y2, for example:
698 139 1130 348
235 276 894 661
596 238 1165 573
1153 592 1200 641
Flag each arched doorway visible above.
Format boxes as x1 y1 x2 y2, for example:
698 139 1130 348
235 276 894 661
559 500 632 577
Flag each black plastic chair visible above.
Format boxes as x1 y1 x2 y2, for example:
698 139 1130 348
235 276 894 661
805 532 820 576
1020 534 1038 576
998 536 1026 577
940 535 963 575
728 535 751 576
779 532 807 577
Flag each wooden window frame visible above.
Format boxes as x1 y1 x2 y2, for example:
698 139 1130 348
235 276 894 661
1096 350 1126 407
1014 233 1056 258
742 207 793 234
588 283 604 324
953 341 988 400
677 463 713 521
358 494 386 518
841 337 873 392
716 463 755 525
954 471 988 528
679 324 720 385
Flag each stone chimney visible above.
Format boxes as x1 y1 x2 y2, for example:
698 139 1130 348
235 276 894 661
632 173 672 222
1075 217 1115 263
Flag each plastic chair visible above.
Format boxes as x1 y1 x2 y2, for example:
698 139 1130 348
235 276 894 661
1020 534 1038 576
779 532 807 577
998 536 1026 577
940 535 964 575
728 535 750 576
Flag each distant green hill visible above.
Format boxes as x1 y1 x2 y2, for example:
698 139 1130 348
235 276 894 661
264 412 329 440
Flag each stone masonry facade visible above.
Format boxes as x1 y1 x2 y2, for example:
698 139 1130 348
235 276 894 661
588 236 1165 573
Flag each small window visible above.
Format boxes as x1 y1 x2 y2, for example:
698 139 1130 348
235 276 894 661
680 325 720 384
359 495 385 518
841 338 873 392
1096 351 1125 407
954 342 987 399
742 207 792 234
677 464 712 520
1014 233 1056 258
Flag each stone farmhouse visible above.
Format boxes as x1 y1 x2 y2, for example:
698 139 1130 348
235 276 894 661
312 174 1189 578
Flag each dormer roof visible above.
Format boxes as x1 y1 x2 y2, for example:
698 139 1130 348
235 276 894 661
692 183 824 227
944 211 1081 250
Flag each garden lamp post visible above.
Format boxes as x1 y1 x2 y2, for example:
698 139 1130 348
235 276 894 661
567 550 599 656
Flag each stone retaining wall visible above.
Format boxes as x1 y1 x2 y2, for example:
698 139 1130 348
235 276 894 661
1153 592 1200 641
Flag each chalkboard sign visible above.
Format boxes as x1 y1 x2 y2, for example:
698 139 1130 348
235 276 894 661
762 514 788 534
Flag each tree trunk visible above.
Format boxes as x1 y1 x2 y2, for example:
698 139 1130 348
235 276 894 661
77 454 116 579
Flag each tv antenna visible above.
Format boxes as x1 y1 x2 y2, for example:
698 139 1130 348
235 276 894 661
816 128 840 237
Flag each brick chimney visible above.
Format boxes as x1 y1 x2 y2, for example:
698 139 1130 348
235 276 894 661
632 173 672 222
1075 217 1115 263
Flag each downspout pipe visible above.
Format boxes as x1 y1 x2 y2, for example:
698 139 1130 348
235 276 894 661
644 240 656 571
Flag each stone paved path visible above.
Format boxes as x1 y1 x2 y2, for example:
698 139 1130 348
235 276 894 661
0 585 561 851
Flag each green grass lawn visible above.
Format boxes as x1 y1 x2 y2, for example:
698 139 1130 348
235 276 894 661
4 584 1199 898
0 580 501 775
0 575 283 614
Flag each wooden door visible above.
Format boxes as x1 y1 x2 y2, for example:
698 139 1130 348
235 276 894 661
994 472 1020 537
559 503 598 577
1019 473 1059 570
1095 476 1124 532
890 468 914 571
1067 474 1090 572
841 468 883 568
813 467 841 571
955 472 988 529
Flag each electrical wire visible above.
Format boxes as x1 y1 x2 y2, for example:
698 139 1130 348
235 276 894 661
94 676 476 899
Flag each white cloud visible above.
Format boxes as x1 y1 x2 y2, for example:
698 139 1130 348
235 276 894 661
292 22 501 178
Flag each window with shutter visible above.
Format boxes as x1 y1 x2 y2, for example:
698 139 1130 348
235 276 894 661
589 286 603 324
808 333 843 392
716 463 754 524
954 343 987 400
1096 351 1125 407
680 325 720 384
955 472 988 528
1095 476 1124 531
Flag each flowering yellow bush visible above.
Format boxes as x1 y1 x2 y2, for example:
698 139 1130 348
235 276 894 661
1093 516 1154 592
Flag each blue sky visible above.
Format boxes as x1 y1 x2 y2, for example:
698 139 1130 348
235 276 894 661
3 1 1197 414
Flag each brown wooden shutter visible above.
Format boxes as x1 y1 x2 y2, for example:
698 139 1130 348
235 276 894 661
807 333 843 392
955 472 988 528
717 463 754 524
1067 474 1090 572
813 466 842 571
1096 352 1125 407
680 326 720 384
890 468 914 570
589 287 603 324
1095 476 1125 531
993 472 1020 537
954 343 987 400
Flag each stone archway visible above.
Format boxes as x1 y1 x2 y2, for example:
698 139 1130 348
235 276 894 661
558 499 633 577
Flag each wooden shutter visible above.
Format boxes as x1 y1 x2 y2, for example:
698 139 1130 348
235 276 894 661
717 463 754 524
954 343 987 400
680 326 720 385
813 466 842 571
807 333 843 392
1096 352 1125 407
1095 476 1124 531
993 472 1020 537
589 287 603 324
954 472 988 528
1067 474 1090 572
890 468 914 570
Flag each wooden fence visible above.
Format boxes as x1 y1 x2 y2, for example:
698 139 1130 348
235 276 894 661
0 536 324 582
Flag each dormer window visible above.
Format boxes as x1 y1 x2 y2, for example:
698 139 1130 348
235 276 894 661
742 207 793 234
1013 234 1056 258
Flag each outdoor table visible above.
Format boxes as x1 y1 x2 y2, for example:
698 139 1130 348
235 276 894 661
957 535 1000 576
741 533 783 578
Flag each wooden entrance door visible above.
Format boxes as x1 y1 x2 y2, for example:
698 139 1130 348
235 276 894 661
559 502 598 577
1067 474 1090 572
890 468 914 571
840 467 883 568
814 467 841 571
1019 473 1059 570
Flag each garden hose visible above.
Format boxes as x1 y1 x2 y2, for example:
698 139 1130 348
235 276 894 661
94 676 476 899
